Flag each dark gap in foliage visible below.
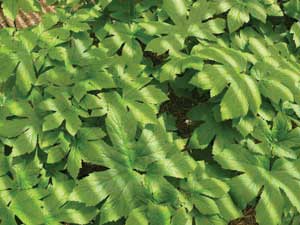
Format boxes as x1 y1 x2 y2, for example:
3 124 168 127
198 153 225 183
229 207 258 225
15 216 23 225
116 42 125 56
190 147 214 162
133 168 146 175
276 1 295 29
203 59 221 65
160 89 203 138
165 176 180 186
89 31 100 46
82 116 105 128
136 38 146 49
87 90 101 95
184 36 199 53
78 162 108 179
292 120 298 129
144 50 169 67
7 171 13 179
4 145 12 156
6 115 26 120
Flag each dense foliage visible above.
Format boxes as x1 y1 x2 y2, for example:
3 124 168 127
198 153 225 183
1 0 300 224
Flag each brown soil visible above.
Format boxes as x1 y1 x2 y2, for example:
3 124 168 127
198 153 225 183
0 0 55 29
160 90 203 138
229 207 258 225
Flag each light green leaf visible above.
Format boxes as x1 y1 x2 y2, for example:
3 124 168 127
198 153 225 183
193 45 247 72
148 203 171 225
162 0 187 26
126 207 148 225
227 5 250 33
193 195 220 215
67 148 82 179
259 80 294 103
221 82 249 120
104 92 137 150
171 208 192 225
247 1 267 22
291 22 300 47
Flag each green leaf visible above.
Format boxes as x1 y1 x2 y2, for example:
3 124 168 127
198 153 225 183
0 199 17 225
291 22 300 48
159 55 203 82
195 214 227 225
0 49 17 83
255 185 284 225
284 0 300 19
191 64 261 120
69 92 197 223
2 0 39 19
221 82 249 120
215 146 300 225
2 0 18 19
40 94 84 136
0 101 42 157
142 0 225 57
10 190 46 225
216 196 241 221
104 92 137 150
192 45 247 72
162 0 187 25
247 1 267 22
227 5 250 33
100 22 143 63
171 208 192 225
66 147 82 179
0 1 300 225
148 203 171 225
57 203 98 224
126 207 148 225
259 80 294 104
123 84 168 124
188 103 241 153
193 195 220 215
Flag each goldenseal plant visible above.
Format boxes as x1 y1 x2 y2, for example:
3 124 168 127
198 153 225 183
0 0 300 225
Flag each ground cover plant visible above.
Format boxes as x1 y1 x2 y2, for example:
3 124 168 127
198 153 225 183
1 0 300 224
